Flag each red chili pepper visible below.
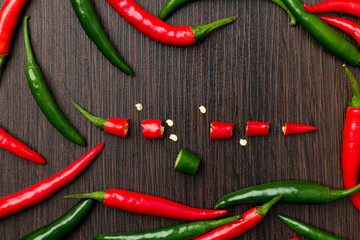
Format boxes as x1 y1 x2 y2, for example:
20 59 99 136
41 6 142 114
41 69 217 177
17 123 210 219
210 122 234 139
0 142 104 219
319 15 360 45
142 120 164 139
0 126 46 164
66 189 227 221
342 65 360 211
246 121 270 136
282 122 318 135
287 238 299 240
304 0 360 18
192 196 281 240
0 0 27 67
106 0 236 46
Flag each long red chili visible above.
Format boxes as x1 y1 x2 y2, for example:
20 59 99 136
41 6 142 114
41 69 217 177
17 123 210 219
0 142 104 219
0 0 27 67
210 122 234 139
342 65 360 211
142 120 164 139
288 238 299 240
192 196 281 240
282 122 318 135
0 126 46 164
66 189 227 221
246 121 270 136
106 0 236 46
304 0 360 18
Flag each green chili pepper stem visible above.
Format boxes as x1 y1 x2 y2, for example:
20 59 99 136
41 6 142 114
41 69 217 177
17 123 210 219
278 214 346 240
329 183 360 202
23 15 37 68
192 17 237 40
256 195 281 218
271 0 296 26
0 55 7 68
65 190 106 202
21 199 95 240
343 65 360 108
72 102 108 130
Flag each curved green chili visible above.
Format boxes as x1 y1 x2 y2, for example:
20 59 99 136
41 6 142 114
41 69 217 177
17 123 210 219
70 0 133 76
282 0 360 66
93 215 239 240
278 215 346 240
159 0 195 20
24 16 85 146
214 181 360 209
22 199 95 240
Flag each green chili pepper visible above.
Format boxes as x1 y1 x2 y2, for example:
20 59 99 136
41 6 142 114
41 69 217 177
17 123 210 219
214 181 360 209
159 0 195 20
21 199 95 240
24 16 85 146
278 214 347 240
70 0 133 76
271 0 296 26
281 0 360 66
93 215 239 240
174 148 201 175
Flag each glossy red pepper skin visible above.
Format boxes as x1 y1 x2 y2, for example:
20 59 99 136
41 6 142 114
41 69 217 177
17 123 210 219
282 123 318 135
0 0 27 66
0 127 46 164
319 15 360 45
104 118 129 137
142 120 164 139
0 143 104 219
304 0 360 18
288 238 299 240
210 122 234 139
246 121 270 136
106 0 236 46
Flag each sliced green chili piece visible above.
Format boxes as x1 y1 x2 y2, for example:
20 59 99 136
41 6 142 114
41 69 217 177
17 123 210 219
21 199 95 240
272 0 296 26
174 148 201 175
93 215 239 240
278 215 347 240
24 15 85 146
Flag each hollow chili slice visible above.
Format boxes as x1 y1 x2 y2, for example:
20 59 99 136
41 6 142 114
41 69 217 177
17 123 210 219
174 148 201 176
319 16 360 45
142 120 164 139
66 189 227 221
0 143 104 219
73 102 129 137
0 126 46 164
106 0 236 46
246 121 269 136
193 196 281 240
304 0 360 18
282 122 318 135
210 122 234 139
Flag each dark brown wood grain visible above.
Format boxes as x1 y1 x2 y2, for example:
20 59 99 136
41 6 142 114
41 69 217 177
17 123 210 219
0 0 359 239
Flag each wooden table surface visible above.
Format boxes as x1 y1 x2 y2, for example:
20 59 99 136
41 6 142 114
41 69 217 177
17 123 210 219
0 0 359 239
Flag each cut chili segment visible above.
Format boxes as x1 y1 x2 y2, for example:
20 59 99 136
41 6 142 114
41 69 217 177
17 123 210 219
210 122 234 139
319 15 360 46
0 143 104 219
142 120 164 139
66 189 227 221
0 126 46 165
304 0 360 18
193 196 281 240
282 122 317 135
246 121 269 136
106 0 236 46
73 102 129 137
174 148 201 175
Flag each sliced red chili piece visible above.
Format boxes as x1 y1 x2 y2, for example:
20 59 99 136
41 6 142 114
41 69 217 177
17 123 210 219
210 122 234 139
282 122 318 135
304 0 360 18
142 120 164 139
246 121 270 136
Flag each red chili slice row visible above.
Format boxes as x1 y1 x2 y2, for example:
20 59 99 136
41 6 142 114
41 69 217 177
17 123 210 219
142 120 164 139
282 123 318 135
246 121 269 136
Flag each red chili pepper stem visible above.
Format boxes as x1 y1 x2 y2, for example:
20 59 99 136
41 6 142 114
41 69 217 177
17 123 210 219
191 17 237 40
255 195 281 218
72 102 107 130
343 65 360 108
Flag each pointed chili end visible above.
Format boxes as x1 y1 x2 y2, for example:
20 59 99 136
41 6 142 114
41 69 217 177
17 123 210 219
191 17 237 41
256 195 281 218
0 55 7 68
214 200 225 210
343 64 360 108
65 190 107 203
